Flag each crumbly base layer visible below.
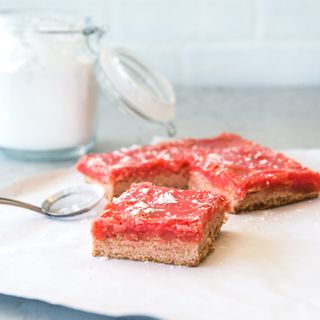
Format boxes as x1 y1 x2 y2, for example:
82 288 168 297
86 168 189 201
234 190 319 213
92 212 226 267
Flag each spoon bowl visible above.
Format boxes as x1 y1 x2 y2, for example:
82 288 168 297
0 184 106 218
41 185 106 217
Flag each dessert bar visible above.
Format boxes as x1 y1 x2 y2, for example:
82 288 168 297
77 133 320 212
92 182 229 266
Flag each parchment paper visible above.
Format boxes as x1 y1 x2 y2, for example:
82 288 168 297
1 150 320 320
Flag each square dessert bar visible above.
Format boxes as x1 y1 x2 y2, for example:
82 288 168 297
188 135 320 212
156 134 320 212
77 144 190 200
77 133 320 212
92 183 229 266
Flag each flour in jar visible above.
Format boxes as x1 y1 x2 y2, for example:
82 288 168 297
0 15 97 151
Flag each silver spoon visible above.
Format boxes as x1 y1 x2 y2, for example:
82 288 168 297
0 185 105 218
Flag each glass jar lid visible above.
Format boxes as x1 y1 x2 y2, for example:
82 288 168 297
97 47 176 124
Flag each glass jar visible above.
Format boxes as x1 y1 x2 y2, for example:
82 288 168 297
0 12 176 160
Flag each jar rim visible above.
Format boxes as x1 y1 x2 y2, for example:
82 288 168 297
0 11 97 34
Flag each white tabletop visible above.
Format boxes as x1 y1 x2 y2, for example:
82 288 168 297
0 87 319 320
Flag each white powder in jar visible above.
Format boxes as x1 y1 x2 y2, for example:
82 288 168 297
0 15 97 151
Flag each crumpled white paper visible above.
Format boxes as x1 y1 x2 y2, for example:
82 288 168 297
1 150 320 320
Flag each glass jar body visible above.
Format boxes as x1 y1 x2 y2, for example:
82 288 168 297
0 14 98 160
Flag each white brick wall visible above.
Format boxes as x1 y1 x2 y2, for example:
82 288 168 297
2 0 320 86
261 0 320 40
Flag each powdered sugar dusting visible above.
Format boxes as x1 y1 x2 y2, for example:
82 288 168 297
128 206 155 216
125 201 155 216
139 188 150 195
144 208 154 214
134 201 148 209
259 159 268 165
155 192 177 204
112 197 121 204
129 208 140 216
87 156 105 167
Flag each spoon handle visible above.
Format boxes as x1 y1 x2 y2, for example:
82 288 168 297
0 197 44 214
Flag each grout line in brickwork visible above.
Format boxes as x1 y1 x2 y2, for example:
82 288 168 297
254 0 265 46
